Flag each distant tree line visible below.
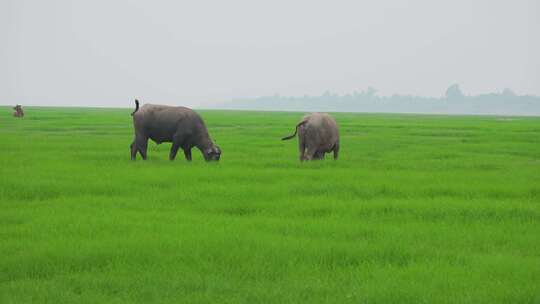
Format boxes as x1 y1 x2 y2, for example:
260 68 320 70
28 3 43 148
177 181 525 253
221 84 540 116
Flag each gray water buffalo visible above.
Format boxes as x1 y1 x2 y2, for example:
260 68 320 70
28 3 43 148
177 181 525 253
130 100 221 161
282 113 339 161
13 105 24 118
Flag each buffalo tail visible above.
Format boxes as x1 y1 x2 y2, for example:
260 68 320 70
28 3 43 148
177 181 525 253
131 99 139 116
282 120 307 140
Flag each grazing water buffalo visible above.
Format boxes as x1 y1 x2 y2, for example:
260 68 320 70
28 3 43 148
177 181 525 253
12 105 24 118
282 113 339 161
130 99 221 161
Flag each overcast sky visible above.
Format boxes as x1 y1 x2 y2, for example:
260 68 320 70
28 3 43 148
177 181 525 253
1 0 538 107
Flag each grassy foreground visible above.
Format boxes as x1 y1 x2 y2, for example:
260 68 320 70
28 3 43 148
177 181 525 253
1 107 539 303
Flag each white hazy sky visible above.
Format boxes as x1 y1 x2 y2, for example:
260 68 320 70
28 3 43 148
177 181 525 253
1 0 539 107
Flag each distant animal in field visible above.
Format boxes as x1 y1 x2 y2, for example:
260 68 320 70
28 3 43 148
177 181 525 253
282 113 339 161
12 105 24 118
130 99 221 161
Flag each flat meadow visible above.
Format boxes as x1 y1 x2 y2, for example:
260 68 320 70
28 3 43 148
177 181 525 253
1 106 539 303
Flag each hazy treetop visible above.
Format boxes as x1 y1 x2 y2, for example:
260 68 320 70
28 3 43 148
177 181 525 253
1 0 538 109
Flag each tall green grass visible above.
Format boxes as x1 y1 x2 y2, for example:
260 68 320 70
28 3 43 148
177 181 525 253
1 107 539 303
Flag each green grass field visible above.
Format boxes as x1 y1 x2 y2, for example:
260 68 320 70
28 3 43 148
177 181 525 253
1 107 539 303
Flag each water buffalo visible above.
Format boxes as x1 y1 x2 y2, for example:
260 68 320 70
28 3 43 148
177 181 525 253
130 99 221 161
13 105 24 118
282 113 339 161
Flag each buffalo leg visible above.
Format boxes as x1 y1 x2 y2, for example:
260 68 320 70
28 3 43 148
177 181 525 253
313 151 324 160
130 141 137 160
183 148 192 161
333 143 339 160
298 136 306 161
135 136 148 160
304 146 317 161
169 142 181 161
